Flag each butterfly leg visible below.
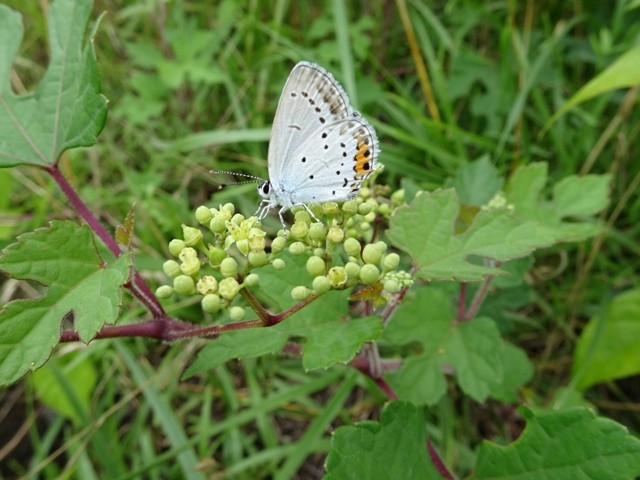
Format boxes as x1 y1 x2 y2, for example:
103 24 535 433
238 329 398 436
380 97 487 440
300 204 321 223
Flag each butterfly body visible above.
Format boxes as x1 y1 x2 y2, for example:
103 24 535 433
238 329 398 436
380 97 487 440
257 61 380 226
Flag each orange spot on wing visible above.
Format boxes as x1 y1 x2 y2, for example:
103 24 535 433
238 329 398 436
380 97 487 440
354 142 372 178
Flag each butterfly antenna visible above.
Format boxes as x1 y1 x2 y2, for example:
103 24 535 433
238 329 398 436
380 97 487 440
210 169 266 189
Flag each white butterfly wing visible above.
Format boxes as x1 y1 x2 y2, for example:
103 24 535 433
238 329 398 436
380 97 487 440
266 61 379 205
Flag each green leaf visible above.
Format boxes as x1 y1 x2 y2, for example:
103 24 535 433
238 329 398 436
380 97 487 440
449 155 502 206
387 189 557 281
476 407 640 479
324 401 441 480
184 255 383 378
382 288 514 404
0 221 130 386
0 0 106 168
543 45 640 133
573 288 640 391
552 174 611 218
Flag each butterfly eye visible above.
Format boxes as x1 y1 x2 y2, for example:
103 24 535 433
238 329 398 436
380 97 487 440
261 182 270 194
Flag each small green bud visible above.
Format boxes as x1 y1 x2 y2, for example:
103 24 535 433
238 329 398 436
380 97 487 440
294 210 312 224
209 216 227 234
290 221 309 239
289 241 306 255
155 285 174 298
173 275 196 295
197 275 218 295
169 239 187 257
383 253 400 271
308 222 327 241
344 237 361 257
195 206 213 224
272 258 286 270
379 203 391 215
345 261 361 278
236 238 250 256
358 202 373 216
342 199 358 215
248 231 266 251
248 250 268 267
180 259 201 276
182 224 203 247
218 277 240 300
306 256 325 277
220 203 235 219
383 279 402 294
327 266 348 288
201 293 221 313
312 275 332 294
359 264 380 285
391 189 405 204
322 202 340 215
291 286 312 300
162 260 181 278
244 273 260 286
359 186 372 198
206 246 227 266
220 257 238 277
313 247 324 257
362 244 383 265
229 306 245 321
231 213 245 225
327 226 344 243
363 211 376 223
271 236 287 253
374 241 388 253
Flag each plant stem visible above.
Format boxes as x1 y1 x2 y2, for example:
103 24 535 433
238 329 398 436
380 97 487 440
47 164 165 318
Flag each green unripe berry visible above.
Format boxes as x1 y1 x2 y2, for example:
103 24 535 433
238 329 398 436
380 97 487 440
173 275 196 295
218 277 240 300
169 239 187 257
220 257 238 277
291 286 312 300
209 216 227 234
294 210 312 224
195 206 213 225
155 285 174 298
201 293 221 313
244 273 260 286
383 279 402 294
342 199 358 214
289 242 306 255
248 250 268 267
344 237 361 257
197 275 218 295
327 266 348 288
362 244 383 265
359 264 380 285
229 306 245 321
312 276 332 294
327 226 344 243
271 236 287 253
358 202 373 216
383 253 400 271
163 260 181 278
308 222 327 241
306 256 325 277
182 224 203 247
345 261 361 278
272 258 286 270
206 246 227 266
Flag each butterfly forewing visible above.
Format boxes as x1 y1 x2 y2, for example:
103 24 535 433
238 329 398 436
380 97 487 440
267 62 355 184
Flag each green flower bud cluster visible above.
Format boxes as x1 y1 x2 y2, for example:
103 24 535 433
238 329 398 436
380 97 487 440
157 184 410 314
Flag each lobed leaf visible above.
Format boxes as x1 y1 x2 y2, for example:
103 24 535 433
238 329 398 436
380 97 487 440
0 221 130 386
324 401 440 479
476 407 640 479
0 0 106 168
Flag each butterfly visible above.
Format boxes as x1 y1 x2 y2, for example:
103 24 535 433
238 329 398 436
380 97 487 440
256 61 380 227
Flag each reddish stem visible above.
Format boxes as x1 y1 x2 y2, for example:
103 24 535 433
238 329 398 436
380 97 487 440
47 164 165 318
